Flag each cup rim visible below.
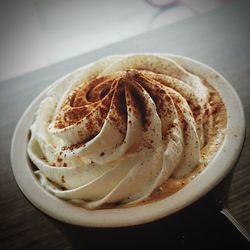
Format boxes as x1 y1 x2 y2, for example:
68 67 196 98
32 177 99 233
11 53 245 228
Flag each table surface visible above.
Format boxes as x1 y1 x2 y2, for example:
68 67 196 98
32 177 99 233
0 0 249 249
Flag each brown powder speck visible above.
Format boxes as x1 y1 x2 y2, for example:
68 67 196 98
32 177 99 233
192 105 201 117
100 152 105 156
57 157 63 162
182 118 188 133
212 103 223 115
40 156 47 161
204 108 210 116
61 175 66 183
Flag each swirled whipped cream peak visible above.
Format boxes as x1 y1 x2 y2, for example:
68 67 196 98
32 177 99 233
27 54 227 209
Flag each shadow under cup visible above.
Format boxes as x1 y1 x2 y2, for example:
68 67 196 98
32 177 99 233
52 169 248 249
11 55 249 249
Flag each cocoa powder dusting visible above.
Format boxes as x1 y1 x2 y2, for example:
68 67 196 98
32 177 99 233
42 66 227 209
129 84 151 130
142 77 227 207
53 76 115 129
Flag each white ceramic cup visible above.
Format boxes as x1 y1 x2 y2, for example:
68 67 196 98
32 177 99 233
11 54 247 248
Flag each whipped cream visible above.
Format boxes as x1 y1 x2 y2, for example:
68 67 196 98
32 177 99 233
28 54 214 209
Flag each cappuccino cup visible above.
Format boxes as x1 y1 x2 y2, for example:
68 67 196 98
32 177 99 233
11 54 249 249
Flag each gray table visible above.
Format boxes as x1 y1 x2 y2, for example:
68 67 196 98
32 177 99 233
0 0 249 249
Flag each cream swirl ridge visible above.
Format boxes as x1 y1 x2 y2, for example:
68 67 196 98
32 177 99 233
28 54 215 209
